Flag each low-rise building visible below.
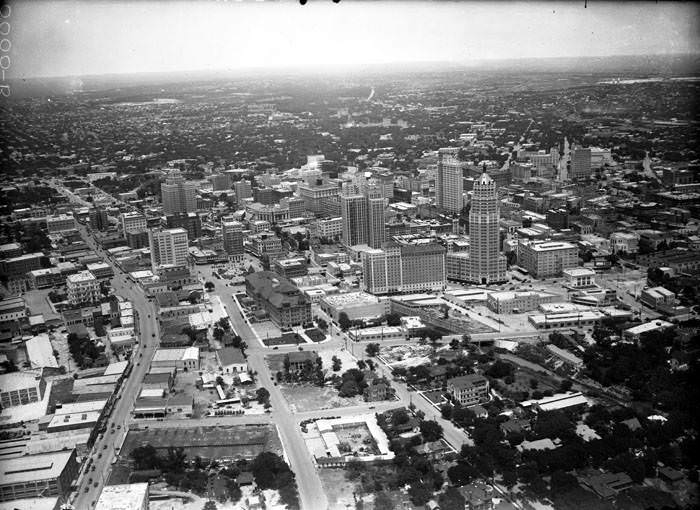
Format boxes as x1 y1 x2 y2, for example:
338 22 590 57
0 371 46 409
486 291 557 314
216 348 248 374
95 483 149 510
446 374 490 407
46 214 77 234
0 450 79 502
610 232 640 254
562 267 596 288
151 347 200 371
320 292 389 323
640 286 676 311
348 326 405 342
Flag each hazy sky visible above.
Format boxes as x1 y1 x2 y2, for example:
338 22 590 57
9 1 700 78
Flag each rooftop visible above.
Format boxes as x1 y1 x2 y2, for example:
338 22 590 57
321 291 381 307
216 347 246 367
152 347 199 362
66 270 97 284
0 450 75 485
95 483 149 510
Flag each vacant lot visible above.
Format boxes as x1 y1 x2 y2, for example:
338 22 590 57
280 384 364 413
318 469 360 510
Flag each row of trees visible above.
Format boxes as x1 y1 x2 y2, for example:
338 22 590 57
67 332 106 369
130 447 298 508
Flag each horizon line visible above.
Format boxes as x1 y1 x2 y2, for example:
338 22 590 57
11 52 700 82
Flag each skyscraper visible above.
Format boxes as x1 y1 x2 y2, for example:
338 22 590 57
571 147 592 180
367 193 386 249
161 170 197 214
341 191 386 248
468 172 506 284
341 194 369 247
149 227 189 271
222 217 244 260
436 148 465 213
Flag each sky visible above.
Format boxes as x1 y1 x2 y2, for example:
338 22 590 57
8 1 700 79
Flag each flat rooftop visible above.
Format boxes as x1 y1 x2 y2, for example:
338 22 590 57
0 450 74 485
322 291 381 307
95 483 149 510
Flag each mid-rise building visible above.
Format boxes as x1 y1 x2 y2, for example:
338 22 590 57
46 214 77 234
447 375 490 407
272 257 308 279
234 180 253 201
221 217 244 259
467 173 506 284
436 148 464 213
0 253 44 277
0 450 79 502
89 207 110 231
362 242 446 295
517 240 578 278
166 212 201 240
66 270 101 305
316 217 343 239
149 228 189 270
246 271 312 328
120 211 147 233
640 286 676 311
161 170 197 214
248 232 284 260
298 182 340 215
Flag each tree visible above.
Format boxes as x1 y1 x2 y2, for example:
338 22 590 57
164 447 187 473
203 501 217 510
204 281 215 292
408 482 433 506
332 355 342 372
391 409 410 426
213 327 225 342
338 312 351 331
559 379 573 392
316 317 328 331
256 387 270 405
338 379 360 397
447 461 478 486
420 420 443 442
225 478 242 503
130 444 161 470
440 404 453 419
385 312 402 327
438 487 466 510
485 360 514 379
216 317 231 331
374 491 396 510
449 338 461 350
365 343 380 357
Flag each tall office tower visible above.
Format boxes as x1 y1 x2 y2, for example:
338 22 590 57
341 194 369 247
557 137 570 182
367 194 386 249
161 170 197 214
222 217 244 259
571 147 592 180
120 211 147 233
166 212 202 240
436 148 465 213
234 180 252 201
89 207 109 231
468 172 506 284
148 227 189 271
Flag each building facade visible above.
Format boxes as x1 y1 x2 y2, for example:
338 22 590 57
245 271 312 329
517 240 578 278
436 148 464 213
161 170 197 214
221 217 244 259
149 228 189 270
66 270 101 306
467 173 506 284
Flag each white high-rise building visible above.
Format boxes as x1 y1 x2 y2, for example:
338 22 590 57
149 227 189 270
467 173 506 284
222 217 244 259
161 170 197 214
362 242 446 295
436 148 465 213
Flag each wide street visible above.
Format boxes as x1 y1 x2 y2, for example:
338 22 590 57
70 223 160 509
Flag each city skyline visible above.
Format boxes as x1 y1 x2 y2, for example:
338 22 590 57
8 1 700 79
